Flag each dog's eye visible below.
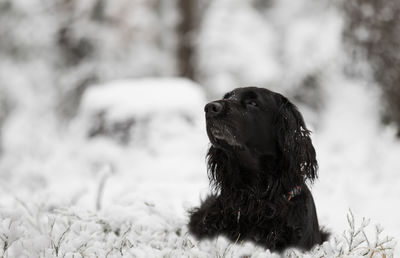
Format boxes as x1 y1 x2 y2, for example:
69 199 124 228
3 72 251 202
245 100 258 108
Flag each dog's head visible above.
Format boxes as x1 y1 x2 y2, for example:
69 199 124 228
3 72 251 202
205 87 318 191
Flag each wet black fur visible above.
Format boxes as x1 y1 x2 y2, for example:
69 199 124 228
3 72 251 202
188 87 328 252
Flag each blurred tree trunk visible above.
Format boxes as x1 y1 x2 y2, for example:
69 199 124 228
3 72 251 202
343 0 400 136
91 0 105 21
0 90 13 156
177 0 195 80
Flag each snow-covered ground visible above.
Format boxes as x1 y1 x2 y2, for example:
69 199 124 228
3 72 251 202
0 78 397 257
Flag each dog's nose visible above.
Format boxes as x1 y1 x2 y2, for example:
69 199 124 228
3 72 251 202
204 101 224 118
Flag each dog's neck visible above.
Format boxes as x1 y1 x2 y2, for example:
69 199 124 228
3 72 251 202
234 149 262 172
225 150 279 194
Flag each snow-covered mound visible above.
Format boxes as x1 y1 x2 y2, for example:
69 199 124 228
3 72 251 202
67 78 209 212
0 78 210 230
81 78 205 121
77 78 206 146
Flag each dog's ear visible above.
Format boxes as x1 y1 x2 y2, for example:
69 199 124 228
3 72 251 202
275 94 318 188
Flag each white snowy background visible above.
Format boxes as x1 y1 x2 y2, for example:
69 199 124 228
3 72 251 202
0 0 398 257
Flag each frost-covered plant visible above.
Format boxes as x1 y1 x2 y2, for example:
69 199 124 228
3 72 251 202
287 210 396 258
336 210 395 257
0 201 396 257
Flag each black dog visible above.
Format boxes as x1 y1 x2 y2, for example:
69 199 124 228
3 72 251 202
188 87 328 252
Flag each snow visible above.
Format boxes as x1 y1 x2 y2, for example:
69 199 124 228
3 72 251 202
0 77 398 256
0 0 399 256
314 76 400 246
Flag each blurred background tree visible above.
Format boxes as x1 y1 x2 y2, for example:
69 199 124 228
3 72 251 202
1 0 400 155
343 0 400 136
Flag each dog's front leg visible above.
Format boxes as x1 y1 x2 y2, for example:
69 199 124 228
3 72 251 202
188 194 226 239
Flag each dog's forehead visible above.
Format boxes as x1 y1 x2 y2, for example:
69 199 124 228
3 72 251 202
223 87 275 101
223 90 238 100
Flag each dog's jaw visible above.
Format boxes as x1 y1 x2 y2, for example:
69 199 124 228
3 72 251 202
207 122 244 149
